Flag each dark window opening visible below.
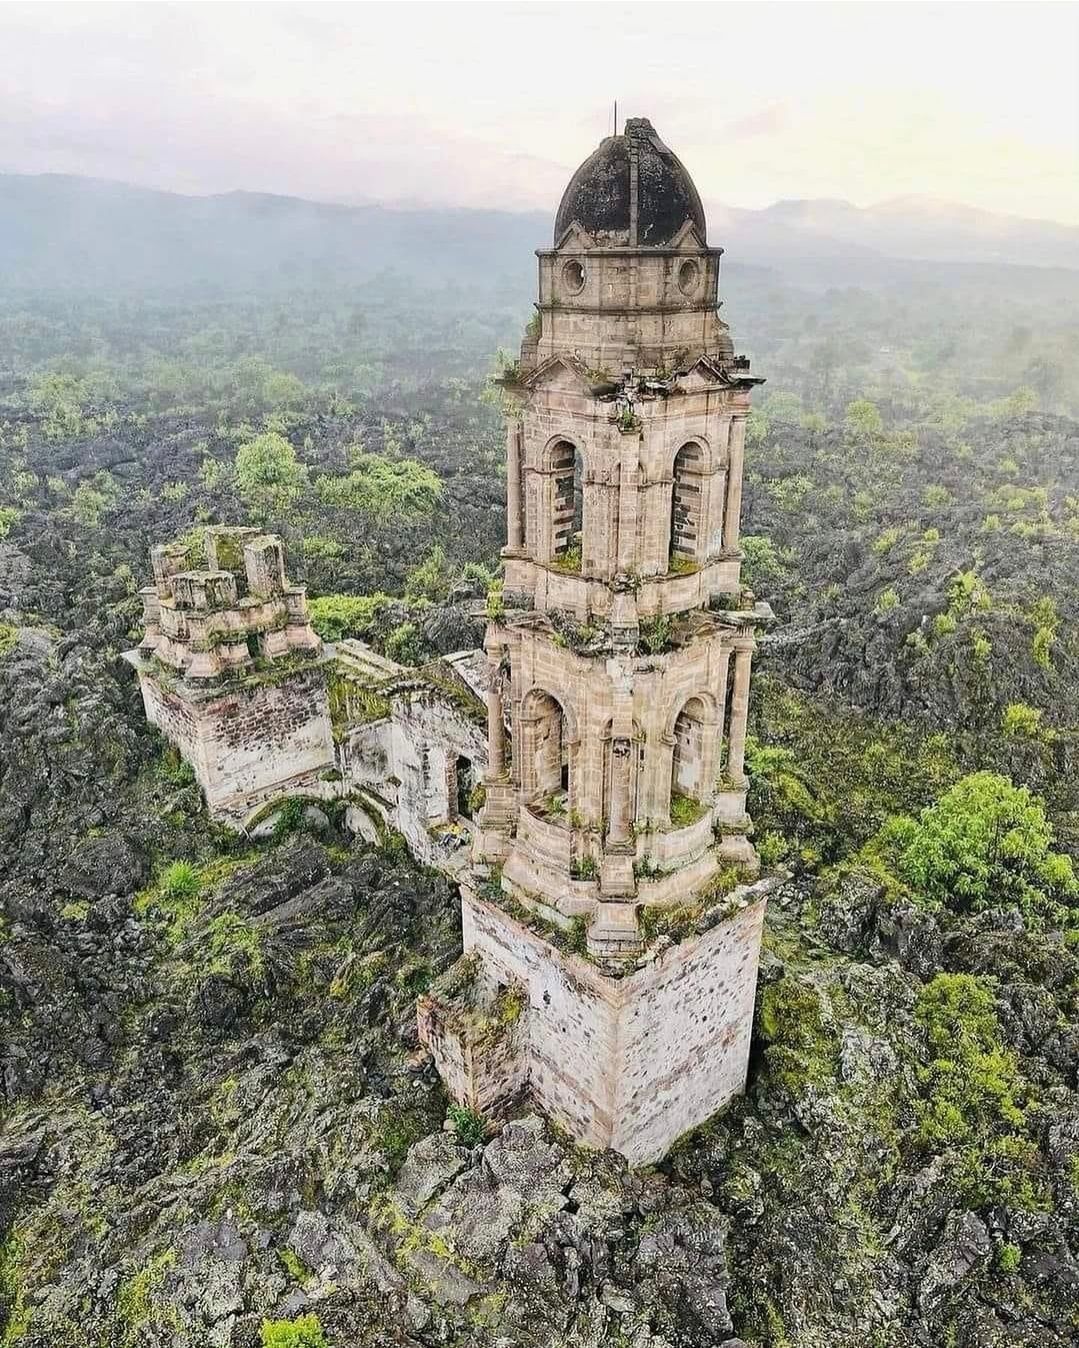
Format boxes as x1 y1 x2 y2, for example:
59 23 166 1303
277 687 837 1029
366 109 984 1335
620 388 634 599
550 440 584 564
455 755 475 819
670 442 704 566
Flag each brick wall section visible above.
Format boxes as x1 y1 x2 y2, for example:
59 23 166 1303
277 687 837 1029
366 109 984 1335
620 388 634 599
415 995 530 1117
454 890 767 1164
140 666 335 817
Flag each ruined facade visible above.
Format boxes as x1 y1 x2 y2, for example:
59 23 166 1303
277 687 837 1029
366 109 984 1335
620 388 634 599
127 118 772 1168
125 526 335 819
420 118 773 1164
126 528 490 864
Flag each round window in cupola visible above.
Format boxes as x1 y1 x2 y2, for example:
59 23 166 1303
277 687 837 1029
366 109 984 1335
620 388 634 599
677 259 701 296
562 259 586 295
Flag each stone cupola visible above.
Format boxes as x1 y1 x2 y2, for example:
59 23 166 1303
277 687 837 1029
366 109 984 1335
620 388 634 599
525 117 734 373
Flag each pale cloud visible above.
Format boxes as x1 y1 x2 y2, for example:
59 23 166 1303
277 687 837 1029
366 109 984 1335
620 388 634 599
0 1 1076 223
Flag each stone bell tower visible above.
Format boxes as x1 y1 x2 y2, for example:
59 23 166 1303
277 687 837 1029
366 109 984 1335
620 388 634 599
419 118 772 1165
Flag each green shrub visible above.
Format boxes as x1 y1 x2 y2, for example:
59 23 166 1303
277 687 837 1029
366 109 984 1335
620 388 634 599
309 592 392 642
669 792 706 828
405 545 452 602
1030 596 1059 671
447 1104 488 1147
758 976 835 1095
639 615 673 654
872 526 902 554
260 1314 327 1348
159 861 201 903
385 621 425 665
888 771 1077 923
844 398 883 438
271 797 307 841
315 452 440 522
914 974 1044 1207
552 541 582 573
275 1249 311 1283
1001 703 1045 739
161 745 197 787
997 1243 1021 1273
740 534 791 590
234 431 307 519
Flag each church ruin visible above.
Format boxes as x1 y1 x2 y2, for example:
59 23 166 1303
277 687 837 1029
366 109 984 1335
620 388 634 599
127 117 772 1166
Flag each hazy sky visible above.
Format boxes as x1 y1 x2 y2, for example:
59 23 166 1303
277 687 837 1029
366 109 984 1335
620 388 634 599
2 1 1078 223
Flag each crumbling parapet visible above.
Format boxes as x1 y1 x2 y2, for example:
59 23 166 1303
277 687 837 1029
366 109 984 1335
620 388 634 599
125 525 335 821
138 526 322 685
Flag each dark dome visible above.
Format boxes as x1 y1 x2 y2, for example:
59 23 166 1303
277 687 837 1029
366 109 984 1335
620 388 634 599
554 117 707 247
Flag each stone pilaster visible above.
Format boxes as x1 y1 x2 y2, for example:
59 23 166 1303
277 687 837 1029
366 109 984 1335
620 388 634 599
505 418 524 553
724 414 747 553
726 645 753 784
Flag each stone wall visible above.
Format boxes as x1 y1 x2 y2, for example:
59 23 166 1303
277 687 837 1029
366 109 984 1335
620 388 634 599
455 889 767 1164
339 686 487 871
140 665 335 819
416 983 529 1118
610 895 766 1161
461 894 620 1150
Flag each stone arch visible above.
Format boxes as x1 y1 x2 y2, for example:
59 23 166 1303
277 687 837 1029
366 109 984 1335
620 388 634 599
663 688 719 741
668 692 719 806
669 440 708 566
519 686 577 803
543 436 585 564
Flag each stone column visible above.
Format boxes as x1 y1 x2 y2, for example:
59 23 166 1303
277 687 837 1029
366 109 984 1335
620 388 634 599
724 415 747 553
617 462 639 576
505 419 523 552
606 738 634 846
486 667 506 780
726 646 753 783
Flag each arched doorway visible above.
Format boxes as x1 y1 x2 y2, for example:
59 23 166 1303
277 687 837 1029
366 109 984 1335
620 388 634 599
549 439 584 566
454 755 476 819
669 441 705 566
671 695 710 803
520 688 571 806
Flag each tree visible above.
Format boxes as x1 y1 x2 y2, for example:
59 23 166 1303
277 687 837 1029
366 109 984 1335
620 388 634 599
233 431 307 519
887 772 1077 922
844 398 883 439
315 452 441 522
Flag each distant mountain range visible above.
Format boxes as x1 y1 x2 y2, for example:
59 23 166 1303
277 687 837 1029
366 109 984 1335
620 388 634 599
713 195 1079 270
2 172 1077 295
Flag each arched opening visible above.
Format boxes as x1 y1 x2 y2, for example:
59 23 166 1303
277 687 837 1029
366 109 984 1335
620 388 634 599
454 755 476 819
669 441 704 567
521 688 571 812
721 656 738 778
678 258 701 296
562 259 585 294
671 695 709 814
550 439 584 568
